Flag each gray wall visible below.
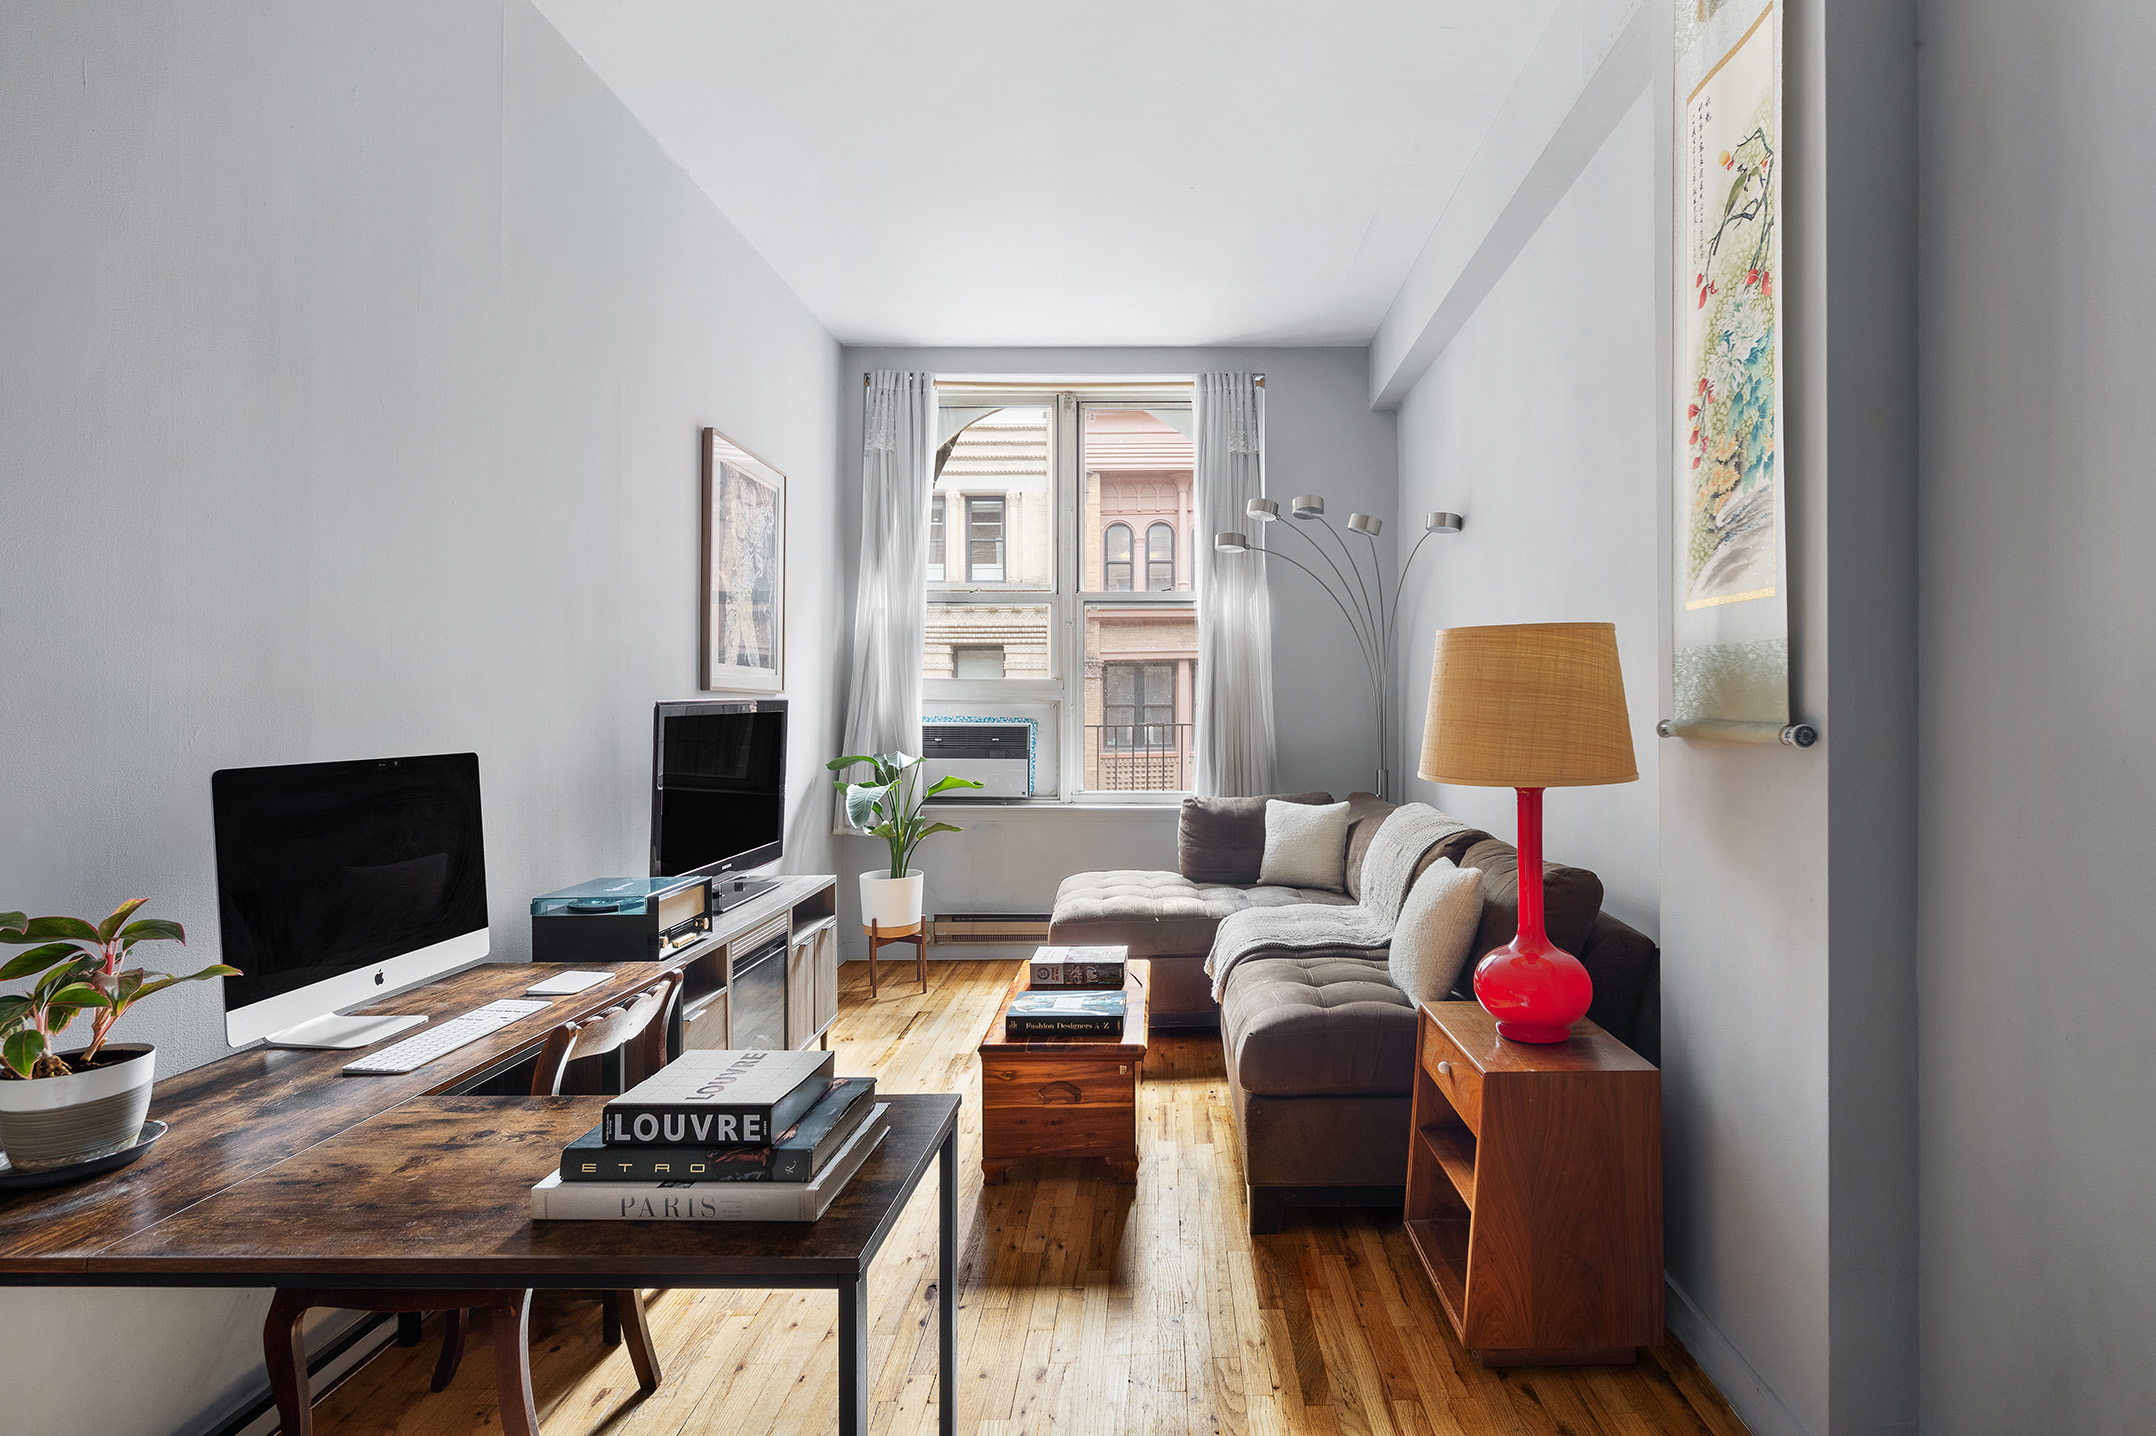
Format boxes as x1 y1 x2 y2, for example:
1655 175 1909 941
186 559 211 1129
834 347 1397 935
1394 93 1663 938
0 2 842 1432
1386 7 1920 1434
1917 1 2156 1431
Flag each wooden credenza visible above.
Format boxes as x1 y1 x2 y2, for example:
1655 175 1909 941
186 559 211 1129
659 876 838 1054
1403 1001 1662 1367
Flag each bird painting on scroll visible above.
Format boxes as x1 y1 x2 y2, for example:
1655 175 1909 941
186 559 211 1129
1671 0 1788 737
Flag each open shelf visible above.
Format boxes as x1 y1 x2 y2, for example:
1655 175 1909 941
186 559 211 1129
1417 1122 1476 1209
1404 1218 1470 1336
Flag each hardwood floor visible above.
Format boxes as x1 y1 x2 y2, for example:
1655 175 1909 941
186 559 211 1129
305 960 1750 1436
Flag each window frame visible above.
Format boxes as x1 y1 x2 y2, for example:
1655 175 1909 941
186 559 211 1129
922 382 1197 805
1145 521 1175 592
926 494 946 583
1103 522 1134 591
963 494 1007 583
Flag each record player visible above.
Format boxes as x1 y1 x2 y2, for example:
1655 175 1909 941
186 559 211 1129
530 874 711 963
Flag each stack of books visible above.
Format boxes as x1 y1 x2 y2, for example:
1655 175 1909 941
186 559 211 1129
1006 946 1130 1039
529 1049 886 1222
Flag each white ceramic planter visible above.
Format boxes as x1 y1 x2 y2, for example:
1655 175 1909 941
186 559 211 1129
0 1043 156 1172
859 870 925 930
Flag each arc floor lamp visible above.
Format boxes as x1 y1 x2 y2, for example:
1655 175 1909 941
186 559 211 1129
1215 497 1462 801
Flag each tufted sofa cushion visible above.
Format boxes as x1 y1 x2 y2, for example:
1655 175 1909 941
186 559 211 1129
1049 869 1353 960
1220 953 1418 1097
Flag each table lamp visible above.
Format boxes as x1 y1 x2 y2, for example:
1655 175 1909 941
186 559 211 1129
1417 622 1637 1042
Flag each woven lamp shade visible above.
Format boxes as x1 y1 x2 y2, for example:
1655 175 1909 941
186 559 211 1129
1417 622 1638 788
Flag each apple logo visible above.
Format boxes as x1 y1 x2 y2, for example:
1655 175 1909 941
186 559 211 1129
374 970 385 986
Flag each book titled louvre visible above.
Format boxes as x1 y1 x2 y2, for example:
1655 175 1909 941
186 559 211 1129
602 1048 834 1147
563 1078 877 1183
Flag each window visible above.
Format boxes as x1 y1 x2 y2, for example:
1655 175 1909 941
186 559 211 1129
927 495 945 582
966 496 1006 581
1103 523 1133 591
925 387 1197 799
952 645 1006 679
1146 522 1175 591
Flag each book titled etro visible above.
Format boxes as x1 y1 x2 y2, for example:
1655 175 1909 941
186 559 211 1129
602 1048 834 1147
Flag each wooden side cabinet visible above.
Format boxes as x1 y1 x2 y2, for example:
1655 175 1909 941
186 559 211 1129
786 916 840 1050
1404 1001 1662 1367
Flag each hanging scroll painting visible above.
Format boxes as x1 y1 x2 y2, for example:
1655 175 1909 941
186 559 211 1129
1671 0 1788 743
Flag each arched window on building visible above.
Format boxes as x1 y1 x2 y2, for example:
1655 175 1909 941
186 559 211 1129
1146 522 1175 591
1104 523 1133 591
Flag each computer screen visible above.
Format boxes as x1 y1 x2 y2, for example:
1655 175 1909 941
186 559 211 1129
213 753 488 1030
651 701 787 879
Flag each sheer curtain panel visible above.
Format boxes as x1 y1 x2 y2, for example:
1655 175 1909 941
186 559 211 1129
1193 373 1279 797
840 372 936 775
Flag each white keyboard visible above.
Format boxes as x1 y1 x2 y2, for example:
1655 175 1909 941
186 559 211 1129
340 999 553 1075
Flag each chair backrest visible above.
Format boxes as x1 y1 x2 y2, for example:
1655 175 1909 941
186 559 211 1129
530 970 683 1098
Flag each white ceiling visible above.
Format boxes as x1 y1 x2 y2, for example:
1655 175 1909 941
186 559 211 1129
532 1 1559 348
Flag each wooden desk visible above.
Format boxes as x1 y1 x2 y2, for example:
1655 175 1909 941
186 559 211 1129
95 1094 961 1436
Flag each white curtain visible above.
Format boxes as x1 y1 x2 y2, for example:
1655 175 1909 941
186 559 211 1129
840 372 936 773
1193 373 1279 797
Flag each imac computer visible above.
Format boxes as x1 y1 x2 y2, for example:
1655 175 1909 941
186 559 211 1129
214 752 490 1049
651 699 786 912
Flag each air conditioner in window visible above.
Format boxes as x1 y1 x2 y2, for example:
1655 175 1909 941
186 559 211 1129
921 719 1034 799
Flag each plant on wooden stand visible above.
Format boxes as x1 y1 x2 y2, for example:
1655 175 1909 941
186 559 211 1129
827 751 982 930
0 901 238 1171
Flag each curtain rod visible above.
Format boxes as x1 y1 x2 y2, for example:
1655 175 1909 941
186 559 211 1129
863 374 1262 388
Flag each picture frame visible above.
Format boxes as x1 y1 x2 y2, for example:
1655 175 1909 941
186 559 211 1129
701 427 786 693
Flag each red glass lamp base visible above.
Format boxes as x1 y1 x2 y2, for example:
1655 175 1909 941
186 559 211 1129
1474 786 1595 1044
1473 939 1594 1044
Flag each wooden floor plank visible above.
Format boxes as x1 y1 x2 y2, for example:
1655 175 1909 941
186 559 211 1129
303 960 1747 1436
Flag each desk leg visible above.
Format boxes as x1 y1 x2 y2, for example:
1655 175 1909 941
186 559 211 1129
940 1123 956 1436
839 1272 869 1436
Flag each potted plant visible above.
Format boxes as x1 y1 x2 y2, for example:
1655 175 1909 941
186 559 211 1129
0 901 237 1171
827 751 982 930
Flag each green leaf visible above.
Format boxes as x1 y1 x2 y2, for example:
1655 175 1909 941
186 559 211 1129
97 899 150 943
825 754 879 773
47 983 112 1010
2 915 102 945
2 1029 46 1080
923 774 985 796
0 995 31 1029
0 942 86 981
0 913 24 939
915 822 965 841
844 783 894 831
124 965 241 1005
873 750 919 772
118 918 185 947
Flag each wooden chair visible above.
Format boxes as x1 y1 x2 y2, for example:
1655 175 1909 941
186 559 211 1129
264 971 684 1436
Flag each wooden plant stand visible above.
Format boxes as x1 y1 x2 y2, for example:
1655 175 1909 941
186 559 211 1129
864 920 928 996
976 957 1147 1183
1404 1001 1662 1366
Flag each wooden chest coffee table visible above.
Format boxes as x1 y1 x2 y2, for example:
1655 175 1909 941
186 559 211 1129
977 957 1148 1183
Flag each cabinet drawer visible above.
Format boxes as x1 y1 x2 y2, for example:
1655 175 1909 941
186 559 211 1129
979 1057 1135 1110
1421 1023 1482 1134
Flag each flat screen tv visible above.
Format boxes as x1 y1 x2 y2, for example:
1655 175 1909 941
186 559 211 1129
214 752 489 1048
651 700 787 881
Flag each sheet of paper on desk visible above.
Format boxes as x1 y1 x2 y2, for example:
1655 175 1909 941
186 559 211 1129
524 970 611 996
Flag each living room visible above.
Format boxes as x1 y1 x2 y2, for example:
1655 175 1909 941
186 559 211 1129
3 3 2149 1436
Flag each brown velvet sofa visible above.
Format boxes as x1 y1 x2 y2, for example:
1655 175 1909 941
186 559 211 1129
1048 791 1659 1232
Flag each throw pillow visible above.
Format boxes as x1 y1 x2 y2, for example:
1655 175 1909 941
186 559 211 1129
1389 859 1485 1004
1178 792 1333 885
1257 799 1352 891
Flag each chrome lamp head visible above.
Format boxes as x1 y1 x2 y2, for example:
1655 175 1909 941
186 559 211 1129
1347 513 1381 536
1290 495 1326 519
1214 531 1251 554
1245 497 1280 523
1426 511 1464 534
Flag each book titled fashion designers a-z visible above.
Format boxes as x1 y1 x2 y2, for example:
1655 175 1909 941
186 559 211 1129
600 1047 835 1147
1004 988 1126 1038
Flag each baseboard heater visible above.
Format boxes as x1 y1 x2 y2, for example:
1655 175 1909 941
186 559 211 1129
928 913 1052 944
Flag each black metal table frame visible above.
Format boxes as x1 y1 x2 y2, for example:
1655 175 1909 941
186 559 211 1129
4 1112 959 1436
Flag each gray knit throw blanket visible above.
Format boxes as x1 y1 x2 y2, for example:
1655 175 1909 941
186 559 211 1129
1205 803 1470 1001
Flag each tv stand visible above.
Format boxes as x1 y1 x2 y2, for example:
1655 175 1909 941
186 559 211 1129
265 1011 427 1050
708 876 781 914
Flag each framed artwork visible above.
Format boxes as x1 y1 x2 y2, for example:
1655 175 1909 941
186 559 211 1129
701 427 785 693
1669 0 1789 742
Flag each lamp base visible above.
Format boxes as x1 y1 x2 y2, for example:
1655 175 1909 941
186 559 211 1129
1473 938 1593 1045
